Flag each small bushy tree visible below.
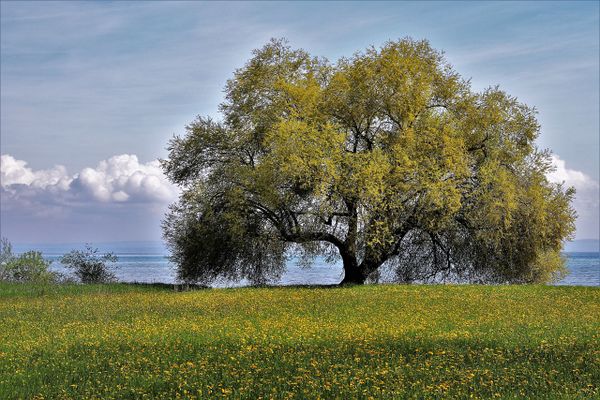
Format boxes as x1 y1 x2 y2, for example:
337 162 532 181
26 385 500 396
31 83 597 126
0 238 59 284
60 245 118 284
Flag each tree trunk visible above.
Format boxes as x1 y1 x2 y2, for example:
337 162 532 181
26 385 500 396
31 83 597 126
340 256 366 285
340 199 364 285
340 257 384 285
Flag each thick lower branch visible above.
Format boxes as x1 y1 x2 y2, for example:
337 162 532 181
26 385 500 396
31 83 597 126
282 231 345 251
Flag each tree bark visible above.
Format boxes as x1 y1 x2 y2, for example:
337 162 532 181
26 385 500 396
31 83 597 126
340 198 364 285
339 252 368 285
340 261 366 284
340 257 384 285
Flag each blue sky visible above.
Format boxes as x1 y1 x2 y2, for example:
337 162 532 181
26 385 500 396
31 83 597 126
1 1 598 243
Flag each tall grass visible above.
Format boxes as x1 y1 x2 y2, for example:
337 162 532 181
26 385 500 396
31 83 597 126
1 284 598 399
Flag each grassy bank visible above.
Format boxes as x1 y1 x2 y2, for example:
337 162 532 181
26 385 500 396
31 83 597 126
0 284 598 399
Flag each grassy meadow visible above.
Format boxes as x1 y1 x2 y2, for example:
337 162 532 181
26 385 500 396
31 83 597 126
0 283 598 399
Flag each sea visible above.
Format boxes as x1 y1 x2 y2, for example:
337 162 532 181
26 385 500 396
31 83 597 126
12 242 600 287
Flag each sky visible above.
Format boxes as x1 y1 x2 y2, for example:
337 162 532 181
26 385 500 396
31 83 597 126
1 1 598 244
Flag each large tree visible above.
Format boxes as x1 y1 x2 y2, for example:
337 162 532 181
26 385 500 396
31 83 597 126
162 38 575 285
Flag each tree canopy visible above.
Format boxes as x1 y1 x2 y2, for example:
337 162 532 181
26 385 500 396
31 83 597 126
162 38 575 285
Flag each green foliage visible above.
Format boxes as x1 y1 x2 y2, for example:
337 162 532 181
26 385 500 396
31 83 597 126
59 245 118 284
162 38 576 285
1 285 598 398
0 238 59 284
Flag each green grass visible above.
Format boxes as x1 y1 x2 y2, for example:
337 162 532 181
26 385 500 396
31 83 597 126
0 282 166 298
0 283 598 399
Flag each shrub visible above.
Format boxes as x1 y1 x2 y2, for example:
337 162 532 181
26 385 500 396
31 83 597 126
0 238 13 281
0 238 59 284
60 245 118 283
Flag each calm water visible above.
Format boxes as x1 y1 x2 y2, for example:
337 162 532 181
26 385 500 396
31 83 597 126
555 252 600 286
39 252 599 287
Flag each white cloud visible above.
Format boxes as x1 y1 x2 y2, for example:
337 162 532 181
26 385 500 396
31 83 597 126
1 153 180 242
548 155 599 239
547 155 597 188
1 153 178 205
73 154 177 203
0 154 70 189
